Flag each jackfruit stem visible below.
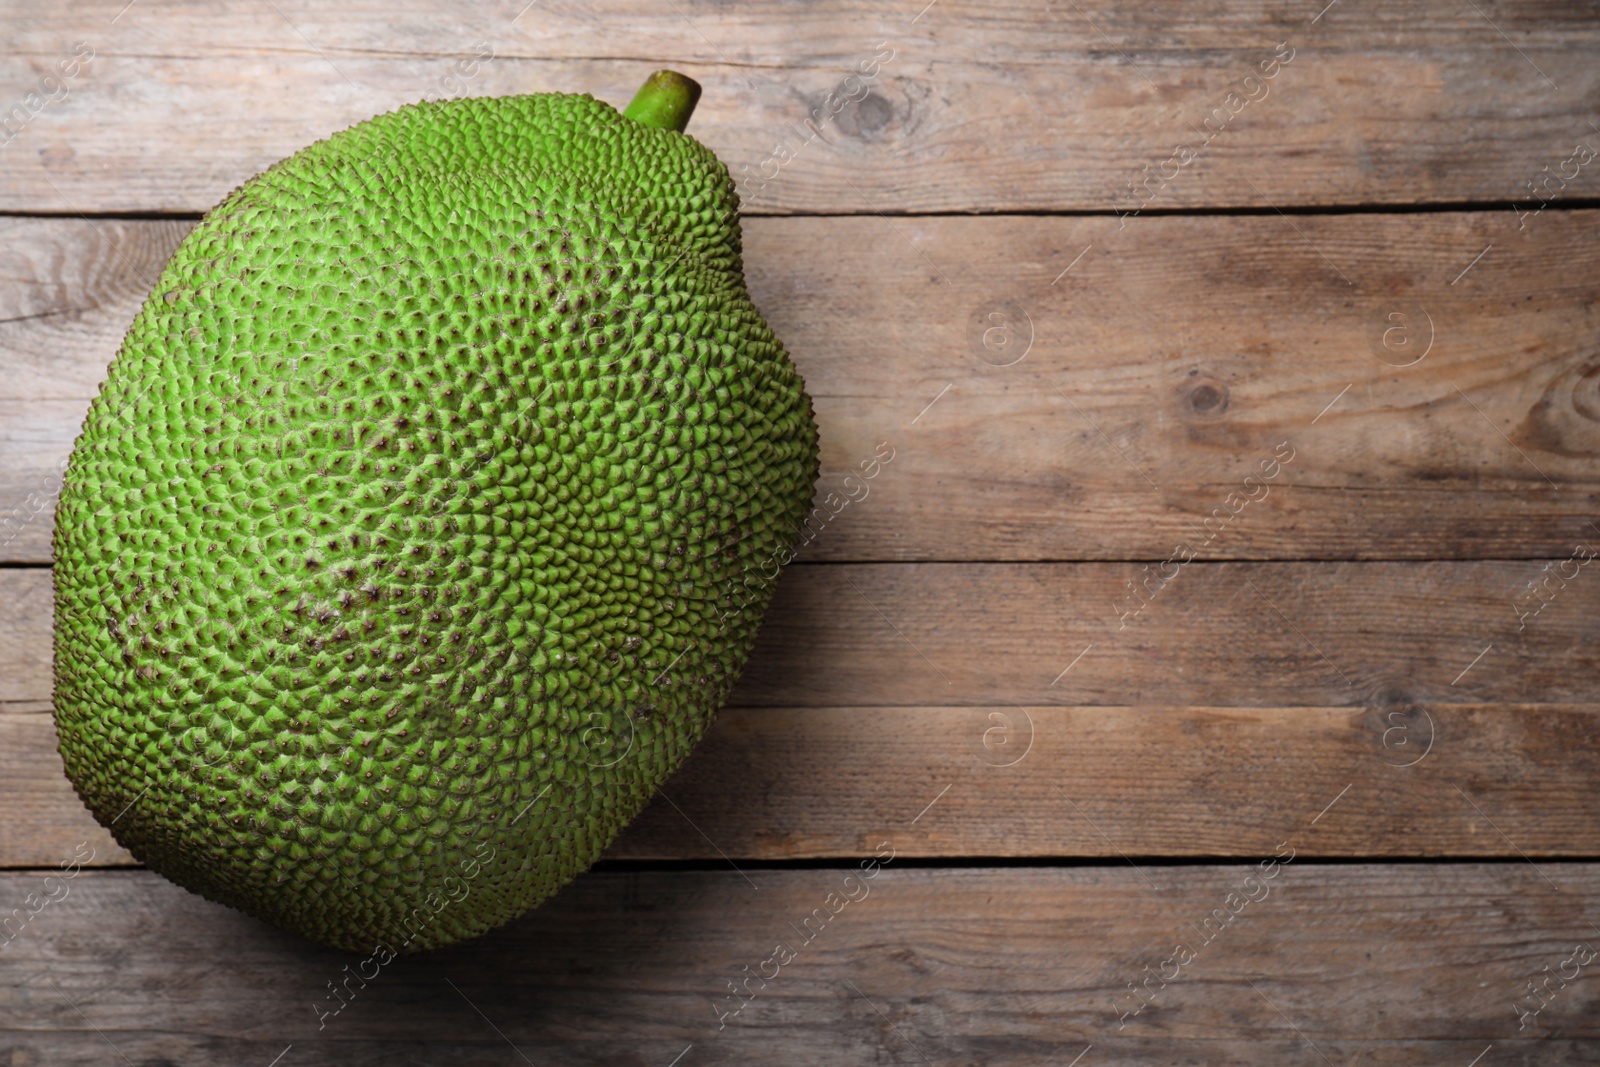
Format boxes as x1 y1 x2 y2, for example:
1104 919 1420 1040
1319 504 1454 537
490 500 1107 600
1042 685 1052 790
622 70 702 133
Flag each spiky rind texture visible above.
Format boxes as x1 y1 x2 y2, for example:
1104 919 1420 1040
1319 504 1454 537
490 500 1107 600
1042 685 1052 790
52 92 818 952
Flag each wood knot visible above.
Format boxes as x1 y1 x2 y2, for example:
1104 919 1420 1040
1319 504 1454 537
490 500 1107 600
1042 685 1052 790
835 89 897 142
1515 348 1600 458
1181 375 1229 419
1358 676 1438 768
849 92 893 136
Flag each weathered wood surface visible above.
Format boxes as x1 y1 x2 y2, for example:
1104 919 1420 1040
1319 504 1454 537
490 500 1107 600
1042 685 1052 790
6 0 1600 1059
8 697 1600 868
1 865 1596 1065
7 211 1600 565
8 554 1600 866
2 1 1599 213
9 560 1596 711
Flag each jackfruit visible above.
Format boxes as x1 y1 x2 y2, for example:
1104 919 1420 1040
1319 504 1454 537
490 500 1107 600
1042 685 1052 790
52 71 818 952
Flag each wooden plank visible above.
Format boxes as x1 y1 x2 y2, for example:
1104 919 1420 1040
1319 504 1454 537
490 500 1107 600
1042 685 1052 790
0 569 52 705
733 559 1600 708
10 553 1600 865
13 560 1600 710
0 218 188 564
0 702 131 869
618 702 1600 860
19 0 1600 63
1 2 1597 212
9 697 1600 868
1 864 1597 1064
6 212 1600 565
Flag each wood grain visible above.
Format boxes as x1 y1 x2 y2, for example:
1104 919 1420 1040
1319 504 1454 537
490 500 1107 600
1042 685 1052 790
619 702 1600 860
0 701 131 869
5 0 1599 1059
1 2 1598 213
8 697 1600 869
6 212 1600 565
733 559 1600 708
0 865 1595 1064
9 550 1600 867
11 560 1598 710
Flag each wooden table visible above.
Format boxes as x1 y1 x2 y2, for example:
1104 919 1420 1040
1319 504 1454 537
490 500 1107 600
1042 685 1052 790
4 1 1599 1063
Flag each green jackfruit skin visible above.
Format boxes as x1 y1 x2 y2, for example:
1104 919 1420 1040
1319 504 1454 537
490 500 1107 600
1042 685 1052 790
51 92 819 953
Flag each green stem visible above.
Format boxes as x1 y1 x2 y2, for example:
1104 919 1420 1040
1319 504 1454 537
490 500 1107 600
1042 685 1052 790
622 70 702 133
